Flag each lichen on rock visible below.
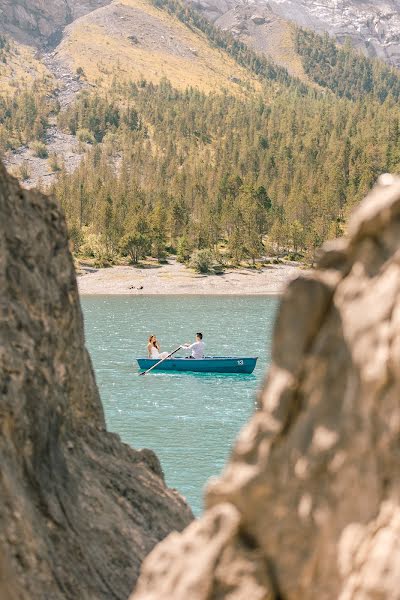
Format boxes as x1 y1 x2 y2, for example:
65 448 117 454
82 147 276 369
132 174 400 599
0 161 193 600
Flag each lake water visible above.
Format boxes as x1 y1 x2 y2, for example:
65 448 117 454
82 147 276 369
81 295 278 515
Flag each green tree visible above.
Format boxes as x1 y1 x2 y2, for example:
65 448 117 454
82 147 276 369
289 220 306 253
120 212 152 263
189 248 213 273
150 202 168 259
177 236 192 263
120 232 151 264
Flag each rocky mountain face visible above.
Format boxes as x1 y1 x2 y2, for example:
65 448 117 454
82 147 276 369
132 173 400 599
0 160 193 599
0 0 111 45
188 0 400 68
2 0 400 72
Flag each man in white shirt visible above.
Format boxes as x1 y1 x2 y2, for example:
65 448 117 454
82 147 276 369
183 332 205 359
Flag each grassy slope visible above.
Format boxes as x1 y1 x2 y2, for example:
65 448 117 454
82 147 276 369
215 10 312 85
0 39 53 94
57 0 261 93
258 21 314 84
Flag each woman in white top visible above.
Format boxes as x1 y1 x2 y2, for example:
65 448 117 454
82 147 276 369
147 335 169 359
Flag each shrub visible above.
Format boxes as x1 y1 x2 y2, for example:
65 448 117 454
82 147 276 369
48 152 61 172
284 252 304 262
76 128 96 144
80 232 103 257
79 229 115 265
189 249 214 274
102 132 121 156
30 141 48 158
93 255 113 268
18 161 31 181
72 142 87 154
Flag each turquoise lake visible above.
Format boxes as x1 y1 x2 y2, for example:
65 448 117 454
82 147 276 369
81 295 278 515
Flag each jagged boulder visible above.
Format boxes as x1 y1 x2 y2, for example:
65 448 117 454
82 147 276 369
131 174 400 600
250 14 265 25
0 162 193 600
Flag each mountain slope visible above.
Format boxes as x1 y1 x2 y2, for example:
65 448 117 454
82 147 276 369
269 0 400 66
55 0 261 92
0 35 53 94
2 0 400 266
0 0 111 46
0 0 260 94
0 0 262 189
186 0 400 69
213 5 311 81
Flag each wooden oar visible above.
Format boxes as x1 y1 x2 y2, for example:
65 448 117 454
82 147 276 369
139 346 182 376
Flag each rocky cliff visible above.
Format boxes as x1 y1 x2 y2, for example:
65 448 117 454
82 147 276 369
0 160 193 600
188 0 400 68
6 0 400 67
0 0 111 45
270 0 400 66
131 173 400 599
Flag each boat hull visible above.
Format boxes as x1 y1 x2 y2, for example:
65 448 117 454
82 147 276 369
136 356 257 374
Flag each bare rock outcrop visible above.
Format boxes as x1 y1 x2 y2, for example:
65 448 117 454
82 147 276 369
132 174 400 599
0 161 193 600
0 0 111 46
186 0 400 68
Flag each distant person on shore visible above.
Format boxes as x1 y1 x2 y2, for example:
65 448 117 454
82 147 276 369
147 335 169 359
182 333 205 359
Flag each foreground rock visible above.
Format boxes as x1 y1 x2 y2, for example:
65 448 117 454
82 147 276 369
0 162 193 599
132 174 400 599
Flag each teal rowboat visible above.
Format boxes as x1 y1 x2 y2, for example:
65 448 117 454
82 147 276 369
136 356 258 374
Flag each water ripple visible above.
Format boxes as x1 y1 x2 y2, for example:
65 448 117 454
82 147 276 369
81 295 278 515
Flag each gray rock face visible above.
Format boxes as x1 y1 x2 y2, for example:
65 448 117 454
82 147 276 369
270 0 400 66
132 173 400 599
0 161 193 600
0 0 111 45
187 0 400 67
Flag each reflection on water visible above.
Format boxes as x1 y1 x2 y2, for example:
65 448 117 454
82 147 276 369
140 371 258 380
81 295 278 515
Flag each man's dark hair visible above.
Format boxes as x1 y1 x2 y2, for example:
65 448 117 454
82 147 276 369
196 332 203 340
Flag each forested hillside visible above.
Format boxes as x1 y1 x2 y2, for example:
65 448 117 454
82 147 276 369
52 77 400 266
295 28 400 103
2 0 400 268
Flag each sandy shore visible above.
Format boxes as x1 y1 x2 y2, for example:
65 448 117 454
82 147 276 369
77 259 303 295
